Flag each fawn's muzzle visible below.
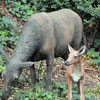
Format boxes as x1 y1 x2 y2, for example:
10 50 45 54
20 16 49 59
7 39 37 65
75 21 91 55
65 61 70 66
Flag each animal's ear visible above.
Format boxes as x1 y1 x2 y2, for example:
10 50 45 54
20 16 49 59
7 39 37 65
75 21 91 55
79 45 86 55
67 44 74 53
0 48 9 64
19 62 34 68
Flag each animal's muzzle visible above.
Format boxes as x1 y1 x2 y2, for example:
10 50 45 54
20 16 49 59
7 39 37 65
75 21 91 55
65 61 70 66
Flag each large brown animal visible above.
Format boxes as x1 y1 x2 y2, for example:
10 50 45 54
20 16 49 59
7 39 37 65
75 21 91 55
0 9 83 99
65 44 86 100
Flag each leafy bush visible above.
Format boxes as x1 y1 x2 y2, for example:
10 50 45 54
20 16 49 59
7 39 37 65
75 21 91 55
5 0 37 21
87 48 100 68
0 13 20 49
0 56 6 72
85 84 100 97
37 0 100 18
11 80 98 100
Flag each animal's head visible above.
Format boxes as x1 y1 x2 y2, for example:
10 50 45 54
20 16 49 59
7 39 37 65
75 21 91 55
65 44 86 66
0 49 34 100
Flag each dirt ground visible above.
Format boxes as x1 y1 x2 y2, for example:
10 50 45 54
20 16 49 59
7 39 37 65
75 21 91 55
0 57 100 100
52 58 100 89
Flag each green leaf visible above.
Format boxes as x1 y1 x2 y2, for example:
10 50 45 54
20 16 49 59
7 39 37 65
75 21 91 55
16 13 21 17
82 55 86 59
0 30 8 37
96 65 99 68
18 74 24 82
47 94 52 99
24 97 29 100
27 10 33 15
21 0 27 3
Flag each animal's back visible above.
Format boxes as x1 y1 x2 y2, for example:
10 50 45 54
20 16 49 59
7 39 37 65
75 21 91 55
12 9 83 61
48 9 83 54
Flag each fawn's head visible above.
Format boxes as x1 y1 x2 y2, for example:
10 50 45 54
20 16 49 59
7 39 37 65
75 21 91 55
65 44 86 66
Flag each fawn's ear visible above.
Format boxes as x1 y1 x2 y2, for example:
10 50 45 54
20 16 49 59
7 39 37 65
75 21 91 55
67 44 74 53
79 45 86 55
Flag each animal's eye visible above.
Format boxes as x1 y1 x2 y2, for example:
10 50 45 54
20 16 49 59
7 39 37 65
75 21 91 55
74 56 78 58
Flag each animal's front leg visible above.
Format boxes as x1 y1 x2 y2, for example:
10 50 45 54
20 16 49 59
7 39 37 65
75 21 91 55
67 77 72 100
77 81 80 93
46 52 54 90
30 64 36 89
80 79 85 100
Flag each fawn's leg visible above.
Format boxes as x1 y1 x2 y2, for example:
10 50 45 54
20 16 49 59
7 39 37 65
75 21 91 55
77 81 80 93
80 79 85 100
67 77 72 100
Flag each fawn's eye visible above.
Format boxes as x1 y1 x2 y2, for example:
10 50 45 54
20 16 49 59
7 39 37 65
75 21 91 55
74 56 78 58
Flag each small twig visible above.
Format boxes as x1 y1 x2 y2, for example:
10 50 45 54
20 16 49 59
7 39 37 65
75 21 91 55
91 22 99 44
84 24 91 33
87 22 99 48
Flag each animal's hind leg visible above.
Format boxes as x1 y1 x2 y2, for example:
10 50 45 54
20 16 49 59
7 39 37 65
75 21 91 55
30 64 36 88
71 32 82 50
79 79 85 100
46 51 54 90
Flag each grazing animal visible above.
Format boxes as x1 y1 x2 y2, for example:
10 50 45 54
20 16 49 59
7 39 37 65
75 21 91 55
65 44 86 100
0 9 83 100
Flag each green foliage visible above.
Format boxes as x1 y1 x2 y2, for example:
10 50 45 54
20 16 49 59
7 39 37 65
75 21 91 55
13 88 34 100
0 56 6 72
18 74 25 83
9 80 98 100
35 62 45 81
37 0 100 18
12 81 66 100
0 14 20 49
87 48 100 68
37 0 71 12
5 0 37 21
5 0 100 24
85 84 100 97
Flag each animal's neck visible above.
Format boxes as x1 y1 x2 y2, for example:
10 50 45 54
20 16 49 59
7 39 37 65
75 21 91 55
11 40 36 62
11 48 32 62
73 61 81 72
70 60 82 82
